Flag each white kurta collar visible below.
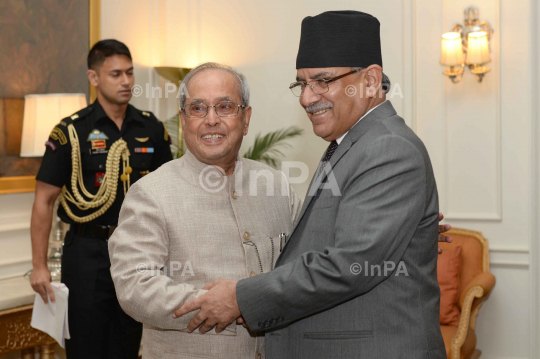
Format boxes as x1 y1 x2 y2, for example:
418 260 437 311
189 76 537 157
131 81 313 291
183 148 242 177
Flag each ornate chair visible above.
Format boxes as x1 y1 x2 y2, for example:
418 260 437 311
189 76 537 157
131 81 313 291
438 228 496 359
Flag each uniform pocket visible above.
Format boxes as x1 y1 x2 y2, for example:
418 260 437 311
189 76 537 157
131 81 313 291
130 153 153 169
81 152 107 171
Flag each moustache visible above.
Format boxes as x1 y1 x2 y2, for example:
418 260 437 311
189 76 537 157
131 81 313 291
306 101 333 113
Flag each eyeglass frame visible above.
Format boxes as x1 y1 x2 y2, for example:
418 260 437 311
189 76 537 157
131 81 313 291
181 100 247 118
289 68 362 97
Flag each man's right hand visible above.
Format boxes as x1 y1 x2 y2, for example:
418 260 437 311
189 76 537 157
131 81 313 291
30 265 55 304
30 181 61 305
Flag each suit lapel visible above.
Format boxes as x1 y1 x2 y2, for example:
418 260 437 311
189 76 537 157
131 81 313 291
278 101 398 260
292 102 396 228
291 154 326 226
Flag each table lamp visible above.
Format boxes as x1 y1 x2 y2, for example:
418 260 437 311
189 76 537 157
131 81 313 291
20 93 87 157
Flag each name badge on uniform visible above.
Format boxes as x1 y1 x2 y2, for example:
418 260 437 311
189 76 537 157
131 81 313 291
90 148 108 155
134 147 154 153
87 129 109 155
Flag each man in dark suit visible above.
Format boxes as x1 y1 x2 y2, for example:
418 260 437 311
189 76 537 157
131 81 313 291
174 11 447 359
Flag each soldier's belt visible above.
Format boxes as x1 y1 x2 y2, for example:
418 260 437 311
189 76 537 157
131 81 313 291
72 223 117 240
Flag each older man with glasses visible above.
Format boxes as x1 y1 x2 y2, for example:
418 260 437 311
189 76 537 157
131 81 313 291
108 62 302 359
175 10 447 359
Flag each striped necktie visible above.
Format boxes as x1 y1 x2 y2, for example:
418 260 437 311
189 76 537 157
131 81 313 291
323 140 338 161
316 140 339 179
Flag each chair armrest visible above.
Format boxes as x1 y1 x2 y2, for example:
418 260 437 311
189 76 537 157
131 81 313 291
451 286 484 359
458 272 496 308
450 272 496 359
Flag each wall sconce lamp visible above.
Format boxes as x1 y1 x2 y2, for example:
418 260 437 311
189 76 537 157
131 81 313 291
440 6 494 83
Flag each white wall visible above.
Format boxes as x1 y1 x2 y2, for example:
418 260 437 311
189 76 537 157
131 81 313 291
0 0 538 358
416 0 535 358
106 0 412 198
533 0 540 352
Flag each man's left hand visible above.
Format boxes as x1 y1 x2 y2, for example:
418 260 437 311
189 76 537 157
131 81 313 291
172 278 240 334
438 212 452 253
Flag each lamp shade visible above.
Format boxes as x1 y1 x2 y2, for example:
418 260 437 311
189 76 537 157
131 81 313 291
466 31 491 65
440 32 464 67
20 93 87 157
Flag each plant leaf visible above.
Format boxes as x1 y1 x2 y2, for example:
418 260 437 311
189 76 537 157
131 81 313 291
243 126 303 167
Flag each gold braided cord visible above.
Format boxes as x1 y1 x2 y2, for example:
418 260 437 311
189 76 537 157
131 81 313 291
59 124 131 223
66 125 110 207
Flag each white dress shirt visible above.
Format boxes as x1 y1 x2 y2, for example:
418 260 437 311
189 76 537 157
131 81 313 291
336 100 387 144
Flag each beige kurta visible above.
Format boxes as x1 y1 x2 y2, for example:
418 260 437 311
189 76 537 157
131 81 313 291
109 149 301 359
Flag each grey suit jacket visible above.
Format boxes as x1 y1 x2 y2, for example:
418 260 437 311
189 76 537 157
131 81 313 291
236 101 446 359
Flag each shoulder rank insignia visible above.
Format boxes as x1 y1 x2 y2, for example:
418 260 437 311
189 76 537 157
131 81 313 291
50 127 67 145
135 137 149 142
87 129 109 141
71 114 79 120
142 111 151 117
59 121 67 127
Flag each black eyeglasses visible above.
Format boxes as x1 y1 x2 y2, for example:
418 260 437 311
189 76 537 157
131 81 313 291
289 69 361 97
183 101 246 118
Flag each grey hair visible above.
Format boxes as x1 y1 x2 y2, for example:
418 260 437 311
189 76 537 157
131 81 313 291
351 66 391 94
178 62 250 110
